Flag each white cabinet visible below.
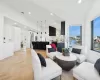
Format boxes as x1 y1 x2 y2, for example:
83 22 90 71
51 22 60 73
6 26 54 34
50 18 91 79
14 27 21 51
0 42 14 60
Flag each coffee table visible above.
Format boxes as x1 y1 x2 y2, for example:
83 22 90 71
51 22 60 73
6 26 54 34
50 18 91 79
55 54 77 71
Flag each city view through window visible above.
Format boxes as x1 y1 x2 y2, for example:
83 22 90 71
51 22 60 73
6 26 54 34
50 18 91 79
69 26 82 47
92 17 100 52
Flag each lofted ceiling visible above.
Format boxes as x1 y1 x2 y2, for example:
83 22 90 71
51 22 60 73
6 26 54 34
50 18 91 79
33 0 96 24
1 0 63 30
1 0 96 30
4 17 34 31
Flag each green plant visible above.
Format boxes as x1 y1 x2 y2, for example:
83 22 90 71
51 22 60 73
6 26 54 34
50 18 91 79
63 48 70 56
21 41 23 48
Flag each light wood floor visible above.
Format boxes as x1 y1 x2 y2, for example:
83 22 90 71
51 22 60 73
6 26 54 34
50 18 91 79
0 49 46 80
0 49 74 80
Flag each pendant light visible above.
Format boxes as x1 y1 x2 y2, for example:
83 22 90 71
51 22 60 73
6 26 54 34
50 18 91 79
41 21 42 34
37 21 38 34
78 0 82 4
45 20 47 34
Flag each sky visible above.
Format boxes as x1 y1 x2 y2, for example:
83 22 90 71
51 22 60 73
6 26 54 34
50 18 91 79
69 26 81 37
94 17 100 37
69 16 100 37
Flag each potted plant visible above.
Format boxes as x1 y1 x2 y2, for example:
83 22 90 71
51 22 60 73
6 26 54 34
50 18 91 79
21 41 23 48
63 48 70 56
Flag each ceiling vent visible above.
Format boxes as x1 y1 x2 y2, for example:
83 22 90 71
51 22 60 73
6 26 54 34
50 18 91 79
21 12 24 14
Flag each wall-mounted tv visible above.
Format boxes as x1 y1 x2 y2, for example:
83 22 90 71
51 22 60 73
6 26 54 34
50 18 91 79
61 21 65 35
49 26 56 36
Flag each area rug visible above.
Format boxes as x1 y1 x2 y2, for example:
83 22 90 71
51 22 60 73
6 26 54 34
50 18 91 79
53 70 73 80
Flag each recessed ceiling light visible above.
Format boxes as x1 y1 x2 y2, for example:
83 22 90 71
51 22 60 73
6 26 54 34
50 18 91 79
50 13 53 16
78 0 82 4
28 12 31 14
14 23 17 25
54 22 57 24
24 26 27 28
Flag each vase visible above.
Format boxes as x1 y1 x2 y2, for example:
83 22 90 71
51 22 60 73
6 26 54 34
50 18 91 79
63 48 70 56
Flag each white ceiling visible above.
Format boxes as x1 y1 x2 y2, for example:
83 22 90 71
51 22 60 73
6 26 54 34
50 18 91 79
4 17 34 31
33 0 95 24
2 0 63 28
1 0 96 30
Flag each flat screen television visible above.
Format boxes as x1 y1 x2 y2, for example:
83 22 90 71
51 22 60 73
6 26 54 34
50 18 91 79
61 21 65 35
49 26 56 36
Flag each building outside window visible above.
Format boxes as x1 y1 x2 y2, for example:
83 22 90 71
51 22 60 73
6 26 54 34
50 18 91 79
91 16 100 52
69 26 82 47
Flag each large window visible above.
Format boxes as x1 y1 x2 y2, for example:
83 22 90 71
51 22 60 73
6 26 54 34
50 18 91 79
69 26 82 47
91 16 100 52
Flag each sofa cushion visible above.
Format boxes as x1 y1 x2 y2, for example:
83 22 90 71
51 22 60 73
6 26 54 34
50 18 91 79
57 43 64 52
31 50 42 80
94 58 100 75
48 48 56 53
71 53 86 63
73 62 100 80
42 59 62 80
50 43 57 51
72 45 86 55
87 50 100 64
37 53 46 67
72 48 81 54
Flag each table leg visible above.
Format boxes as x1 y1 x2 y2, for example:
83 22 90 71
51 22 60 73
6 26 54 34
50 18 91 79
73 77 77 80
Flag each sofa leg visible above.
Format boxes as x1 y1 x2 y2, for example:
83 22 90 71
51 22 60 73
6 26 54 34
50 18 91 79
60 75 61 80
73 77 77 80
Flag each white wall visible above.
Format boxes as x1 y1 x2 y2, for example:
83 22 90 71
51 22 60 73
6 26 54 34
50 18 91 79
13 27 21 51
0 2 37 43
84 0 100 62
3 24 14 42
21 29 31 48
0 15 4 44
0 2 38 59
0 2 62 60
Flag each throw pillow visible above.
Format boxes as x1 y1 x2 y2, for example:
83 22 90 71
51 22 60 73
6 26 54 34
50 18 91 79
37 53 46 67
72 48 81 54
94 58 100 75
50 43 57 51
48 48 56 53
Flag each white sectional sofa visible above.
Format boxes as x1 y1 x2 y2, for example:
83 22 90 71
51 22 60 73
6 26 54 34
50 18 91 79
31 49 62 80
46 45 86 64
73 50 100 80
71 45 86 63
46 45 62 60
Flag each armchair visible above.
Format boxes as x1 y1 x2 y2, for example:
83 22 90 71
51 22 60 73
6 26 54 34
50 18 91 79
71 45 86 63
31 49 62 80
73 50 100 80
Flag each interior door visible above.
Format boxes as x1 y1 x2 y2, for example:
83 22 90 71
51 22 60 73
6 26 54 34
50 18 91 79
14 27 21 51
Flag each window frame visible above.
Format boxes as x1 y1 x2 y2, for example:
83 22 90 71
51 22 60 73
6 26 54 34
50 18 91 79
69 25 82 46
91 20 94 50
91 17 100 52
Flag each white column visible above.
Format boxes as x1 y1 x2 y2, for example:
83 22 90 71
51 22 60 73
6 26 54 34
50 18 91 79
0 15 4 60
65 22 69 48
0 15 4 44
14 27 21 51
